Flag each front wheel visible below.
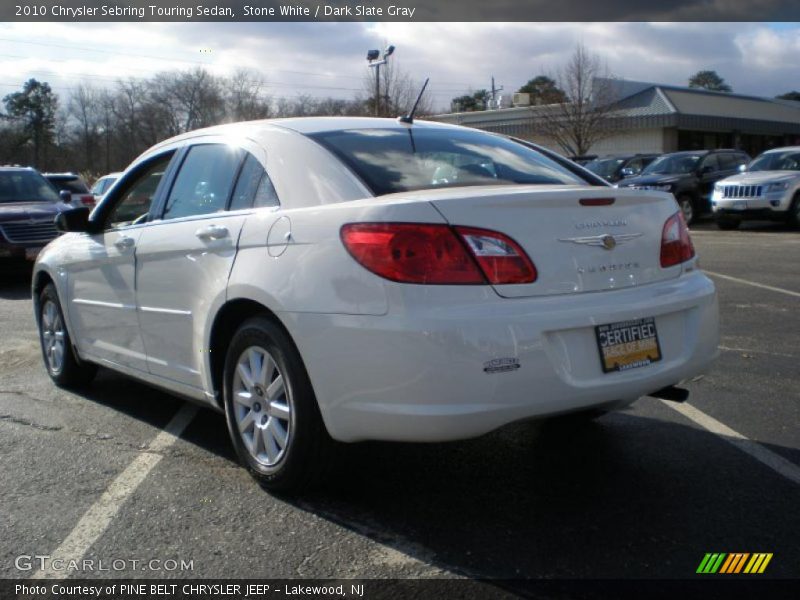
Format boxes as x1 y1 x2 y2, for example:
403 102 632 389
223 316 337 493
37 283 97 388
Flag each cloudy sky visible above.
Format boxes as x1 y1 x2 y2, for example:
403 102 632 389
0 21 798 111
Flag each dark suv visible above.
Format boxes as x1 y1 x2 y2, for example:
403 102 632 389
44 172 95 207
0 167 70 263
584 154 659 183
616 149 750 224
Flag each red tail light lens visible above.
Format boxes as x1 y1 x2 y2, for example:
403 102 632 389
341 223 537 285
454 226 537 284
80 195 96 207
660 211 695 268
340 223 484 284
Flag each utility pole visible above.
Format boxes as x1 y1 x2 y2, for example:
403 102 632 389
490 76 503 110
367 45 395 117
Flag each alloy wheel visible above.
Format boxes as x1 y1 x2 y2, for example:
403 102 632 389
232 346 292 467
41 300 65 375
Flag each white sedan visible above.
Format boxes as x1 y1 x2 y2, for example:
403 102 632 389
32 118 719 491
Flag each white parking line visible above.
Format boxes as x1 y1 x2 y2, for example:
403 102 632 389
30 403 198 579
661 401 800 486
704 270 800 298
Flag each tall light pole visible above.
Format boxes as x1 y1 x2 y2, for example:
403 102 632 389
367 45 395 116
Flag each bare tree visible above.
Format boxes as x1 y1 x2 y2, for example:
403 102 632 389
226 69 273 121
363 59 432 117
67 84 102 172
534 44 618 156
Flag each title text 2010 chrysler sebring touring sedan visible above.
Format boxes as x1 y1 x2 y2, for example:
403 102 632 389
32 118 719 491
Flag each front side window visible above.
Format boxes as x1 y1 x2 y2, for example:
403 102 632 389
106 154 173 229
310 127 585 196
700 154 720 172
163 144 244 220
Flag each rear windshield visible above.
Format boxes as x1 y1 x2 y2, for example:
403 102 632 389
0 171 60 203
49 177 89 193
309 127 585 196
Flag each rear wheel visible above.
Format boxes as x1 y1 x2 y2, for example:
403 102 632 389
38 283 97 388
677 195 695 225
716 215 741 230
223 316 337 492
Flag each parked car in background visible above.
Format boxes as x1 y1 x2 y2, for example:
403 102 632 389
44 173 95 208
569 154 598 166
90 172 122 202
584 154 660 183
712 147 800 229
33 118 718 492
616 149 750 224
0 167 70 263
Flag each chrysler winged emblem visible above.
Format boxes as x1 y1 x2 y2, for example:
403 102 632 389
558 232 643 250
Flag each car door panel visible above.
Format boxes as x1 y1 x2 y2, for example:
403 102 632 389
64 152 176 371
65 227 147 370
135 142 252 389
135 213 247 388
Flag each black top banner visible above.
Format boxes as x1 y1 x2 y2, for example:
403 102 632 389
5 0 800 21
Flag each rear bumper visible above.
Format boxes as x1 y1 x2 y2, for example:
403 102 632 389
281 271 719 443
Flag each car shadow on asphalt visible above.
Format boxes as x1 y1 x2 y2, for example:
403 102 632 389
173 395 799 581
29 365 800 583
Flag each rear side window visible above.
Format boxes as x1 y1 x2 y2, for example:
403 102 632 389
51 178 89 193
310 127 584 196
163 144 244 220
229 154 280 211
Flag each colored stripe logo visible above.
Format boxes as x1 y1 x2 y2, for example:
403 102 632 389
697 553 773 574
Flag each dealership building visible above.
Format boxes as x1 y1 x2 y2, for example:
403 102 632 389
431 79 800 158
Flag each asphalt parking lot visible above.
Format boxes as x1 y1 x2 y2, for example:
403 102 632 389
1 220 798 589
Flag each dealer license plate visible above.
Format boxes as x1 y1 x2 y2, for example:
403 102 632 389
595 317 662 373
25 247 43 260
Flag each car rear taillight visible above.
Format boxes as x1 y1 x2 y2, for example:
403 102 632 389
660 211 695 268
340 223 537 285
79 194 95 207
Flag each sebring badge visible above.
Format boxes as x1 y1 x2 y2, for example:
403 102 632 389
558 232 643 250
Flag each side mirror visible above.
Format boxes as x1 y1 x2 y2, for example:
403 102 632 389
59 190 72 203
738 164 747 173
54 206 91 233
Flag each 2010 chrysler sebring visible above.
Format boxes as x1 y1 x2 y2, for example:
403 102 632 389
32 118 719 491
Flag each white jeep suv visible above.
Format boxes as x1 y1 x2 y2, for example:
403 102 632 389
712 146 800 229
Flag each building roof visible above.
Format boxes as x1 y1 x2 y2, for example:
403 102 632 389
432 79 800 135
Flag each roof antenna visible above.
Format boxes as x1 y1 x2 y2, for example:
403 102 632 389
398 78 429 124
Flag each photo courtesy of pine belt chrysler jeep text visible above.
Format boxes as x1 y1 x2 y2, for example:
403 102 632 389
32 118 719 491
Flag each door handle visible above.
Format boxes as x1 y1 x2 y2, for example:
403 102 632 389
195 224 229 240
114 236 135 249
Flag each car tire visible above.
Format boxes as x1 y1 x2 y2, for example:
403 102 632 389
37 283 97 388
223 316 337 493
677 194 695 225
716 215 741 230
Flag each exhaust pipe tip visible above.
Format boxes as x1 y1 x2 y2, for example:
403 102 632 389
649 385 690 402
